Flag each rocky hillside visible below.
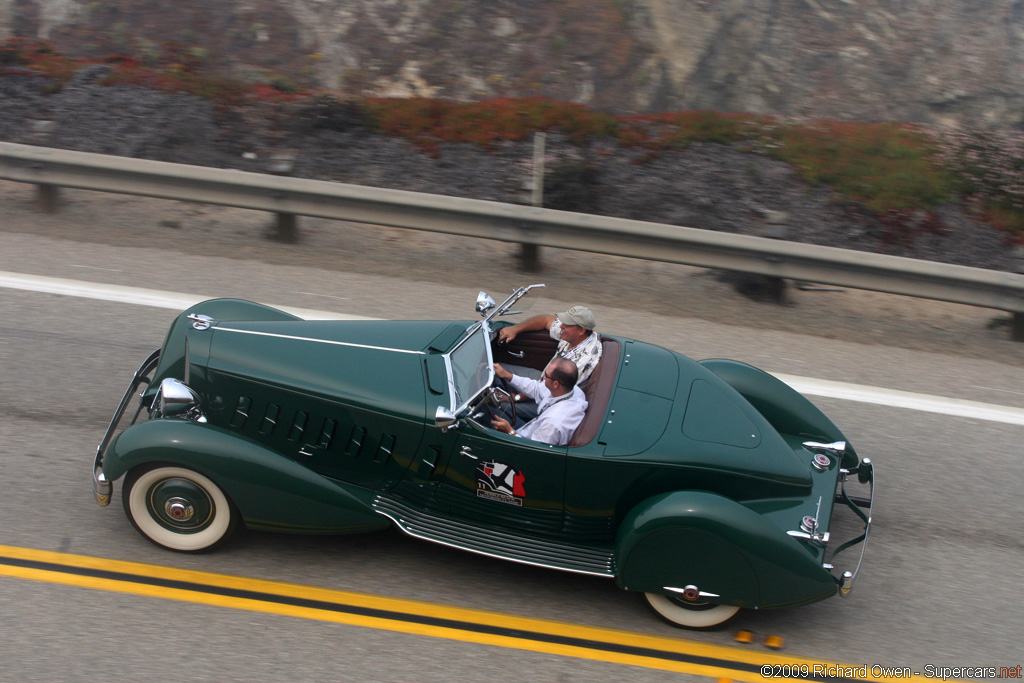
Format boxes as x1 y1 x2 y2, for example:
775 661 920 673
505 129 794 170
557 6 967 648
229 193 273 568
1 67 1016 276
2 0 1023 128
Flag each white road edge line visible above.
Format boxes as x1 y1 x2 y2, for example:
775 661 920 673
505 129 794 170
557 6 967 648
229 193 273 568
4 270 1023 427
773 375 1024 426
0 271 371 321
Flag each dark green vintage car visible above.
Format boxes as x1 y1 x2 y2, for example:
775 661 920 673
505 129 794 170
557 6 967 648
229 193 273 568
92 284 874 629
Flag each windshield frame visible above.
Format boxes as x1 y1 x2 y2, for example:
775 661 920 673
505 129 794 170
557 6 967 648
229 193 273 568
441 284 545 417
443 321 495 415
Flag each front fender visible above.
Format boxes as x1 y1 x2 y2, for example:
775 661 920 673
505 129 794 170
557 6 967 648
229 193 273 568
615 491 837 609
106 419 389 534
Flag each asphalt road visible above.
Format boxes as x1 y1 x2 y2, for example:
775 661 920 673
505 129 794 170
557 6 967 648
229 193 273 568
2 224 1023 682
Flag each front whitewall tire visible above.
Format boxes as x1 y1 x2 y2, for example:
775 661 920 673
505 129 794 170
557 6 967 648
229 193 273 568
123 465 237 552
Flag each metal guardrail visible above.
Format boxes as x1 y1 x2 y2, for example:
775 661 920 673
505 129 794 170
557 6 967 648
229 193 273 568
2 141 1023 339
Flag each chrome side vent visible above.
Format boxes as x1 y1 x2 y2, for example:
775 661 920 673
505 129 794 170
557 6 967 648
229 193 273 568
346 426 367 458
375 434 396 464
317 419 337 449
288 411 308 441
230 396 251 428
259 404 280 435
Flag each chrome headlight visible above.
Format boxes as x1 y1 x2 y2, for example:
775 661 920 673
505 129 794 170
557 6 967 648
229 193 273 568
153 378 206 422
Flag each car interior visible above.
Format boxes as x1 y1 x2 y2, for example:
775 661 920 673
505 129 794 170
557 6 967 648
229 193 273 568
491 330 621 447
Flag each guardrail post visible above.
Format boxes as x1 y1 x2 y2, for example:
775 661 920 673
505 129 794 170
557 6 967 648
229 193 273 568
30 121 60 213
267 149 299 243
519 241 540 272
515 133 545 273
761 212 790 304
1013 247 1024 342
37 183 59 213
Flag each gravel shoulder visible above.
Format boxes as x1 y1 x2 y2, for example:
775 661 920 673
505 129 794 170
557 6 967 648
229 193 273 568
4 180 1023 369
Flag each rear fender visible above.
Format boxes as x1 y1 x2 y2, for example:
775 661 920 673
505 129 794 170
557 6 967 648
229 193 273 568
700 359 858 468
615 491 837 609
105 419 389 534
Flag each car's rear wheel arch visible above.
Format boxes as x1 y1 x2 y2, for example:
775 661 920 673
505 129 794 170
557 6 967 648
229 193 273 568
614 492 762 613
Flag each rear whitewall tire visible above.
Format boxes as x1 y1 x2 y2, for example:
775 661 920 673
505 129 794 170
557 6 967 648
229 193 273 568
123 465 238 552
643 592 741 629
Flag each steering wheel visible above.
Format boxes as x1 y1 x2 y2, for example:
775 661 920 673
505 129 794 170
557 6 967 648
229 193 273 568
493 376 518 426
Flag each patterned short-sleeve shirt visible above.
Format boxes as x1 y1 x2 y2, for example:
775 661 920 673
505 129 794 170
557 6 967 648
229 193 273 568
550 318 603 388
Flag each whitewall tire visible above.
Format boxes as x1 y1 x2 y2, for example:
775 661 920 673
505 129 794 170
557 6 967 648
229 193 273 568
123 465 238 552
643 592 741 629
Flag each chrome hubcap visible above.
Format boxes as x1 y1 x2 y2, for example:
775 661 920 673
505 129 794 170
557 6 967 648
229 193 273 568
164 497 194 522
147 477 214 532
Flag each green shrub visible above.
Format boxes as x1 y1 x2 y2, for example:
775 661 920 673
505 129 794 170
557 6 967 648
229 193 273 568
762 120 958 212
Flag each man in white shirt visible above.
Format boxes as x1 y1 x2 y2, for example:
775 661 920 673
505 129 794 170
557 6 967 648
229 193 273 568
490 358 588 447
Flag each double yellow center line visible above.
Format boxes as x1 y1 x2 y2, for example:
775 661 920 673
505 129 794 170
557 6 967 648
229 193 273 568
0 544 918 681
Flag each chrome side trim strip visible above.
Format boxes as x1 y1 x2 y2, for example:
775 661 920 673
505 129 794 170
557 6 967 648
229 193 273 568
217 327 426 355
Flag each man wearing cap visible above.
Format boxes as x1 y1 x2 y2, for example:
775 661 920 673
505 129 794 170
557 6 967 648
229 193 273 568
496 305 602 387
495 306 602 424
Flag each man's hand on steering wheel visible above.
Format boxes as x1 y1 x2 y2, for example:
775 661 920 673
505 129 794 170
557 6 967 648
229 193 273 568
493 380 517 425
491 363 517 424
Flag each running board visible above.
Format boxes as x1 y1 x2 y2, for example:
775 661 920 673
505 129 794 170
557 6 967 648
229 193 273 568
373 494 616 578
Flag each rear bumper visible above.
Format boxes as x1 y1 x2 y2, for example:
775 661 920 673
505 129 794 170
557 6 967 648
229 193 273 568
829 458 875 596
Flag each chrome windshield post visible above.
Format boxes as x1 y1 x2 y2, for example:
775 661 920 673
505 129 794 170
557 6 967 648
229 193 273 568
482 284 546 323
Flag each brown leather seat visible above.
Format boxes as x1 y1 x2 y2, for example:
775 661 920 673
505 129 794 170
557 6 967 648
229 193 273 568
569 339 620 448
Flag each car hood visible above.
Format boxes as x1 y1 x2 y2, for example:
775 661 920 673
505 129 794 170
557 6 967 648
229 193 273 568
186 318 465 420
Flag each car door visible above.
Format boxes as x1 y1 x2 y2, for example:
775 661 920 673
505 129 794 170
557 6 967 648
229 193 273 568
436 424 567 536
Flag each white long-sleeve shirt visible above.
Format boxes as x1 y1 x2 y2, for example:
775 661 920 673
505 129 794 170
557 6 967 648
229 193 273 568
509 374 588 446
